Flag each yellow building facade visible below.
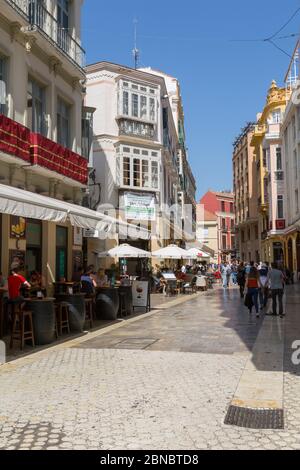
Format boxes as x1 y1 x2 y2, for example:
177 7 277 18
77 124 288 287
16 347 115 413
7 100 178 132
250 81 289 264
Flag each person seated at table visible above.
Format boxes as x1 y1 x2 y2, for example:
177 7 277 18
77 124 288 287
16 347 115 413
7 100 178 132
96 268 108 287
81 269 97 294
8 267 31 305
29 271 46 296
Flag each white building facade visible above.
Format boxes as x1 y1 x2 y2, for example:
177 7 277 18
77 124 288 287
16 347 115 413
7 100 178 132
0 0 90 285
85 62 194 259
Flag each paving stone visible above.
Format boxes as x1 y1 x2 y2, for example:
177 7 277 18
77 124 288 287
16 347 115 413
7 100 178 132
0 285 300 449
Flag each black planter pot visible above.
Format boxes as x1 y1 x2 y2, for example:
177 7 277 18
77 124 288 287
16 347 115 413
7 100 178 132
55 294 85 332
26 299 55 345
96 288 119 320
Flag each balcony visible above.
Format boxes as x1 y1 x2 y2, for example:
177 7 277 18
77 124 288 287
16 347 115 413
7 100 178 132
118 119 155 141
0 114 31 162
30 133 88 185
0 114 88 185
5 0 85 69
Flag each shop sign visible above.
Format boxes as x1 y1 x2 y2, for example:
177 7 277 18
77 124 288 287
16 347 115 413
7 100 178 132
73 227 83 246
83 229 99 238
123 192 156 221
132 280 150 311
10 216 26 239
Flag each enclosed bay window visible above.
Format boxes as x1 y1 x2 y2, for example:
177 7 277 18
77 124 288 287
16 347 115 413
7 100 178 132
0 56 7 115
118 80 157 123
27 78 46 135
118 145 160 191
57 97 70 148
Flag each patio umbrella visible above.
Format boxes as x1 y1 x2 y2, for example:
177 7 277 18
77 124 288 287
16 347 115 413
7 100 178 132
186 248 210 259
151 244 190 259
97 243 151 258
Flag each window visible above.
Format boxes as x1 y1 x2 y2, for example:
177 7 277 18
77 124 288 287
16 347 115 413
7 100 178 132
241 230 245 243
132 94 139 118
57 0 70 52
276 147 282 170
277 195 284 219
222 235 227 250
140 95 147 119
271 109 281 124
123 91 129 115
119 146 160 190
0 56 7 115
151 161 158 189
56 226 68 281
230 202 234 213
26 219 42 274
27 78 46 135
81 107 93 159
149 98 155 121
248 228 251 241
57 97 70 148
123 157 130 186
133 158 140 186
221 201 225 212
295 190 299 214
222 218 226 230
142 160 149 187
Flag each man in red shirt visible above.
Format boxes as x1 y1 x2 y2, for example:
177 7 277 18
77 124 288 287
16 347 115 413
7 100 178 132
8 268 30 301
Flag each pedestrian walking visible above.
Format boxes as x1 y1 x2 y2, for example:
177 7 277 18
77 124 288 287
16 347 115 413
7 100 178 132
221 263 231 288
231 262 238 285
245 266 261 317
266 263 285 317
258 263 269 310
237 262 246 298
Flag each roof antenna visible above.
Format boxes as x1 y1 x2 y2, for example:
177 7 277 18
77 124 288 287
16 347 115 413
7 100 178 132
132 18 140 69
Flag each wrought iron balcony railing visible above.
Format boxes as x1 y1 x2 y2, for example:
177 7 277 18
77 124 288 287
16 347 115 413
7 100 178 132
5 0 85 68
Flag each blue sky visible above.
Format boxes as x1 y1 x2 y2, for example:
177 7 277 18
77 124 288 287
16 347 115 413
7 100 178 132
82 0 300 199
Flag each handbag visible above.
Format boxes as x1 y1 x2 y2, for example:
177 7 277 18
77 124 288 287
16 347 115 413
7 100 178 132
244 292 253 309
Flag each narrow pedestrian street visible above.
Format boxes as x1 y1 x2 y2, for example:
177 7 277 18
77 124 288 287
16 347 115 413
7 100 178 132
0 285 300 450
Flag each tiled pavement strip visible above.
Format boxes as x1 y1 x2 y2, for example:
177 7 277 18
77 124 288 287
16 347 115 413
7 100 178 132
0 286 300 450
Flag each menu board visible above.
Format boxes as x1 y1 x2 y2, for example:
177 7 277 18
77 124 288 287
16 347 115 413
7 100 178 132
132 280 150 312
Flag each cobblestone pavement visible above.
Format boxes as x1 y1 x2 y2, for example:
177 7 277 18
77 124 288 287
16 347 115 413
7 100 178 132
0 285 300 450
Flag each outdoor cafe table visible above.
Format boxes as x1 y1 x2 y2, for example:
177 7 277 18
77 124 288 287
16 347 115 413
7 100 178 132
55 293 86 332
53 282 76 295
25 297 56 345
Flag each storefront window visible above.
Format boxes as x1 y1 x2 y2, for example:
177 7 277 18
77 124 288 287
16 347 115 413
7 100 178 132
56 226 68 281
26 220 42 275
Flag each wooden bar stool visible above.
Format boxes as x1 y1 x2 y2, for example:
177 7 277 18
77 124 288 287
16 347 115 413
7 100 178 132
55 302 70 335
10 306 35 350
84 298 93 329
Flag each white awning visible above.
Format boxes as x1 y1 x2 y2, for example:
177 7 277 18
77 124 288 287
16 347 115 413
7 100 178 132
0 183 149 237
